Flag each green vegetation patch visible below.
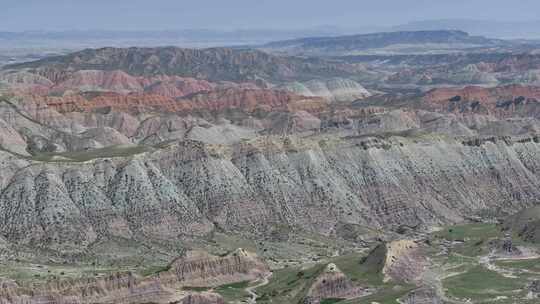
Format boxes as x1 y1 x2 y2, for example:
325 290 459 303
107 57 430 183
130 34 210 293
0 261 133 284
332 253 383 286
435 223 501 256
443 265 525 301
320 298 345 304
256 263 326 304
183 286 212 292
139 264 171 277
494 258 540 272
215 280 251 302
257 250 411 304
344 285 414 304
435 223 500 241
31 145 153 163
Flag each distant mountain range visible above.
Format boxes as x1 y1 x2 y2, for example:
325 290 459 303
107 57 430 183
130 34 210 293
0 28 345 49
5 46 362 82
260 30 510 56
393 19 540 39
2 27 540 67
2 19 540 49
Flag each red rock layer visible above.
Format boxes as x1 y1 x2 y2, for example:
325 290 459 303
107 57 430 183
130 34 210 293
423 84 540 117
26 93 190 113
25 88 327 115
180 88 327 113
424 85 540 104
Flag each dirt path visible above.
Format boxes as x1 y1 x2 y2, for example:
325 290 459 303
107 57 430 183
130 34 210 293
245 272 272 304
422 266 466 304
478 250 517 278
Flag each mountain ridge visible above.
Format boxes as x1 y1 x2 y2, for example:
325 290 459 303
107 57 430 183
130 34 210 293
4 46 365 83
260 30 508 55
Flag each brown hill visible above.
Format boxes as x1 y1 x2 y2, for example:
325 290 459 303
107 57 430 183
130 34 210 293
6 47 362 82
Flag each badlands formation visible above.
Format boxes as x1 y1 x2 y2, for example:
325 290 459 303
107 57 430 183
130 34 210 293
0 31 539 304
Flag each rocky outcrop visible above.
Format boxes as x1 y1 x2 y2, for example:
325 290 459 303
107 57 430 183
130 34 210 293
400 286 442 304
503 206 540 243
0 70 53 95
2 69 226 99
379 53 540 86
0 250 265 304
387 64 499 85
282 78 371 102
178 88 327 114
23 88 327 116
180 292 224 304
2 129 540 254
364 240 428 284
0 272 169 304
164 249 269 287
380 240 427 284
527 280 540 299
25 92 185 113
304 263 369 303
0 97 140 155
0 117 29 155
423 85 540 118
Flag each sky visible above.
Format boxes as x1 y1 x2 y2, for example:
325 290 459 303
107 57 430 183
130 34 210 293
1 0 540 32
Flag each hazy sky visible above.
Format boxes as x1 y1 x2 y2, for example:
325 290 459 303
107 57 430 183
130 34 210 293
1 0 539 31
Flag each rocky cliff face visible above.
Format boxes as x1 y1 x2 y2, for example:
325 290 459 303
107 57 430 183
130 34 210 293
4 68 331 117
304 263 368 303
380 240 427 284
20 87 326 117
165 249 269 287
179 292 224 304
3 92 540 248
0 272 168 304
0 250 263 304
2 126 540 253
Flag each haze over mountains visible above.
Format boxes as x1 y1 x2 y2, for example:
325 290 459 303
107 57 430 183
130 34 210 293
260 30 510 56
393 19 540 39
3 21 540 69
3 18 540 50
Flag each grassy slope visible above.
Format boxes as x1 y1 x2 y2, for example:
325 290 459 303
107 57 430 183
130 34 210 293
215 281 252 303
256 251 414 304
435 223 539 303
434 223 502 256
443 266 526 301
